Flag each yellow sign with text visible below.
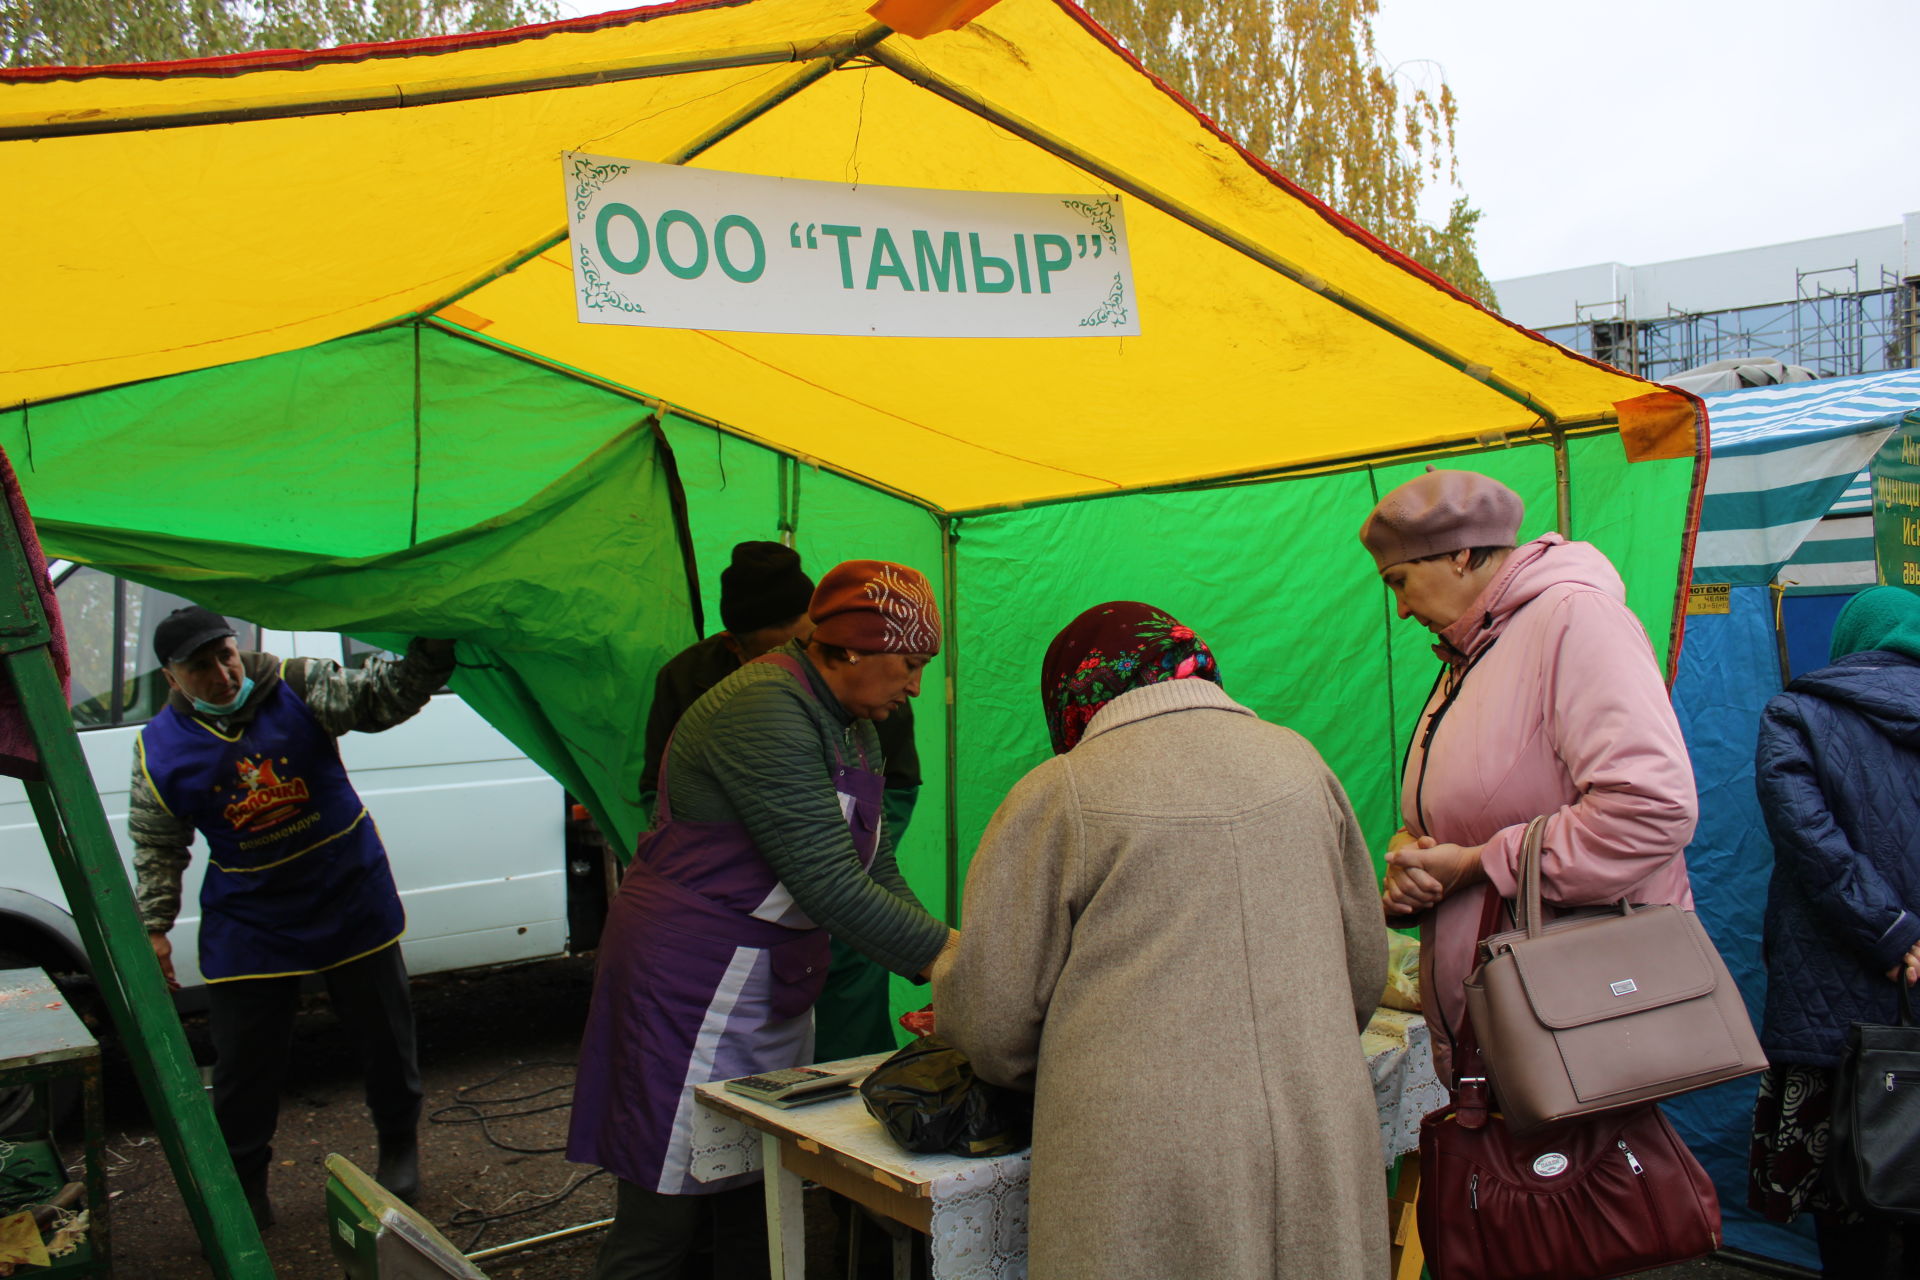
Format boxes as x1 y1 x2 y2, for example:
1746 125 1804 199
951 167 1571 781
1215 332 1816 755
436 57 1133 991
1687 583 1731 615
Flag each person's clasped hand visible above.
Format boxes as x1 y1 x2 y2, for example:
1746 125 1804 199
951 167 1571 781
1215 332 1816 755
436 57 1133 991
1382 838 1488 917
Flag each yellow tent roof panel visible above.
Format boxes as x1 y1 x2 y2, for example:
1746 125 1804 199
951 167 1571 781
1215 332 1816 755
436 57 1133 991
0 0 1678 512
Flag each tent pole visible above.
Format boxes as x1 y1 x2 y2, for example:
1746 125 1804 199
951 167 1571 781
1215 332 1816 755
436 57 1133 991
0 31 889 140
945 422 1615 520
1552 428 1573 536
940 515 961 927
1769 583 1794 688
411 23 894 321
868 46 1565 430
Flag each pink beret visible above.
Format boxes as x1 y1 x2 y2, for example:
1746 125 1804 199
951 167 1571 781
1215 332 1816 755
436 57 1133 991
1359 469 1524 571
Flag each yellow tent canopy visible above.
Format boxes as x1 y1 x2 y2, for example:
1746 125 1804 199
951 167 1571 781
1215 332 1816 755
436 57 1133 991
0 0 1704 904
0 0 1694 515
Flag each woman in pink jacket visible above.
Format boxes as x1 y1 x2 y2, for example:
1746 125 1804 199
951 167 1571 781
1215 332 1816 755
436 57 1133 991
1362 468 1698 1085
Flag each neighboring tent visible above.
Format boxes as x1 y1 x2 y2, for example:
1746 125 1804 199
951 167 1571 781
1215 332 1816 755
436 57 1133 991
1664 357 1818 395
1666 367 1920 1268
0 0 1702 1023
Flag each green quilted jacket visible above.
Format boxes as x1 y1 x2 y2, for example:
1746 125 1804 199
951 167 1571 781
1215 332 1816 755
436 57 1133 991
661 640 946 979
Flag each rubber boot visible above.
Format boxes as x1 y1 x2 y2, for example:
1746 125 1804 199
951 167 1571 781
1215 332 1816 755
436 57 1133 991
376 1131 421 1205
239 1169 275 1231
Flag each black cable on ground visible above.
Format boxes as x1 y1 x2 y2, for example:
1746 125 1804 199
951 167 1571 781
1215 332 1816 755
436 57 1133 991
426 1060 609 1252
448 1166 607 1253
427 1059 577 1154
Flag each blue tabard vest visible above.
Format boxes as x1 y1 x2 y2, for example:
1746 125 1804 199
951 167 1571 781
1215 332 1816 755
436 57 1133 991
139 678 404 982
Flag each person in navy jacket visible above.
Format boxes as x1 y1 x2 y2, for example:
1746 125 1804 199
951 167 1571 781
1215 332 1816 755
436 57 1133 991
1751 586 1920 1277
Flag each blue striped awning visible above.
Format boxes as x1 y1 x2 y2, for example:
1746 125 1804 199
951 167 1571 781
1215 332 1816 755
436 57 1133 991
1693 370 1920 586
1830 470 1873 516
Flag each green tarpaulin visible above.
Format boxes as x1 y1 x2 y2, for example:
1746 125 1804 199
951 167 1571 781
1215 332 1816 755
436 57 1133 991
2 320 1695 1025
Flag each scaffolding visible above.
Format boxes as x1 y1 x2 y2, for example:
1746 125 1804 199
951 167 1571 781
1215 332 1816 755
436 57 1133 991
1543 264 1920 381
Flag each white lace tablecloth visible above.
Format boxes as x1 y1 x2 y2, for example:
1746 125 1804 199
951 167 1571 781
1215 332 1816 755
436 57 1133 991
1361 1007 1447 1164
692 1012 1438 1280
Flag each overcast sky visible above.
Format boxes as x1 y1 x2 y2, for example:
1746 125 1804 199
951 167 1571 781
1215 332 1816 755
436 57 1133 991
1370 0 1920 281
552 0 1920 283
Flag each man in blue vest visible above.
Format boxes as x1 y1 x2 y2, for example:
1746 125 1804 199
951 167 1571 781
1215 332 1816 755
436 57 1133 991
130 605 455 1228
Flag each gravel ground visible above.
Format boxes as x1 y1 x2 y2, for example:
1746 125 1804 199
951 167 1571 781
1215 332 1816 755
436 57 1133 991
67 954 1809 1278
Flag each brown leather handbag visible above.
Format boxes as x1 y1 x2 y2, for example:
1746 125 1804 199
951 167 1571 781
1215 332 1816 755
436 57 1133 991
1463 817 1767 1134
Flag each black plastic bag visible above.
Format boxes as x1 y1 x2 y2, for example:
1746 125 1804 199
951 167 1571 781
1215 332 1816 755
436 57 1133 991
858 1033 1032 1157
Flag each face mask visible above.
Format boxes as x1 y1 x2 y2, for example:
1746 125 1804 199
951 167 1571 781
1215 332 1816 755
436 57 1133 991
192 675 254 717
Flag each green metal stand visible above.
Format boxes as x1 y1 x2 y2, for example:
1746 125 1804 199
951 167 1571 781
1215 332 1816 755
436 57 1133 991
0 966 110 1276
0 497 272 1276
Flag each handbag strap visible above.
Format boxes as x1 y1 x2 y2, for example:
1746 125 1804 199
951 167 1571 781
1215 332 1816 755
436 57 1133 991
1514 814 1635 938
1455 885 1506 1074
1899 977 1917 1027
1445 885 1508 1128
1517 816 1545 938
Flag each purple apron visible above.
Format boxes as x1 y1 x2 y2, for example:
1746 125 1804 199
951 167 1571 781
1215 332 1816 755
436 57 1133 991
568 653 885 1194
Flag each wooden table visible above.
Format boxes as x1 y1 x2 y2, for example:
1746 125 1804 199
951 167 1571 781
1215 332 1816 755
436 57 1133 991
0 967 110 1276
693 1008 1443 1279
693 1052 1023 1280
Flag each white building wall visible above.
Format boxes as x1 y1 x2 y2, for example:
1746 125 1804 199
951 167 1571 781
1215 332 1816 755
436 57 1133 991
1493 217 1917 330
1494 263 1631 327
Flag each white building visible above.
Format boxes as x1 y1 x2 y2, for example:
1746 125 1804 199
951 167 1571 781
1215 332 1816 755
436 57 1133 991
1491 214 1920 380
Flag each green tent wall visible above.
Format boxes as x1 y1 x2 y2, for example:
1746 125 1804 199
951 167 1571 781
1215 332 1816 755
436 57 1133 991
1 319 1698 1027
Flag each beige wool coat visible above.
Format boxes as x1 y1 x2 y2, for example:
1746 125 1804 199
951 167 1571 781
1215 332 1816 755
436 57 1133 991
936 679 1390 1280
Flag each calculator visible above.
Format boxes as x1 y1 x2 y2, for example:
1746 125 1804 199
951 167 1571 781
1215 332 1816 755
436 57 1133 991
723 1066 865 1107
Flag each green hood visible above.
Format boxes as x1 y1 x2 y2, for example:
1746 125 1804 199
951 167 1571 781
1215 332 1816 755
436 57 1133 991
1830 586 1920 662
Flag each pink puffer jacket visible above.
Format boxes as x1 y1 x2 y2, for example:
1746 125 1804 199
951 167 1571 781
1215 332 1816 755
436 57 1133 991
1401 533 1697 1085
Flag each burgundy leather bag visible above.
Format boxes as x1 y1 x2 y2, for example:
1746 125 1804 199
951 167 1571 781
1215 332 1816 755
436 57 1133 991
1418 1098 1721 1280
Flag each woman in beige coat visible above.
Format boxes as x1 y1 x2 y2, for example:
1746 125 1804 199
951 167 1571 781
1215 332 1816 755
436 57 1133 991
935 602 1389 1280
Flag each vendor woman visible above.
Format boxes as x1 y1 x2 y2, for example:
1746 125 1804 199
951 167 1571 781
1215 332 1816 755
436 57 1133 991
569 559 958 1280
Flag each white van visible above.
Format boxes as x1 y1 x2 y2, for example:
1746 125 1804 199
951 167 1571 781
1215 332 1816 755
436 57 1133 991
0 566 609 995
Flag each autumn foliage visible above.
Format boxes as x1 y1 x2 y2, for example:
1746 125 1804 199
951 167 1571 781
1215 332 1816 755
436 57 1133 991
1083 0 1498 305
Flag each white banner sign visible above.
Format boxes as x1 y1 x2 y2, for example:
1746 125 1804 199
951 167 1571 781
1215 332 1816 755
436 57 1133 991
564 152 1138 338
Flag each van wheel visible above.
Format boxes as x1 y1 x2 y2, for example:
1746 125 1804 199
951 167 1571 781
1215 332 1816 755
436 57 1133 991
0 944 83 1135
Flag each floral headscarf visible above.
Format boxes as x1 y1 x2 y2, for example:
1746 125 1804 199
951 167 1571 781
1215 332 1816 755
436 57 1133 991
1040 602 1221 754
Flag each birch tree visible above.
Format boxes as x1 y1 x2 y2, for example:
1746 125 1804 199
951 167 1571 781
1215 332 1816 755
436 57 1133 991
3 0 556 69
1084 0 1497 304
